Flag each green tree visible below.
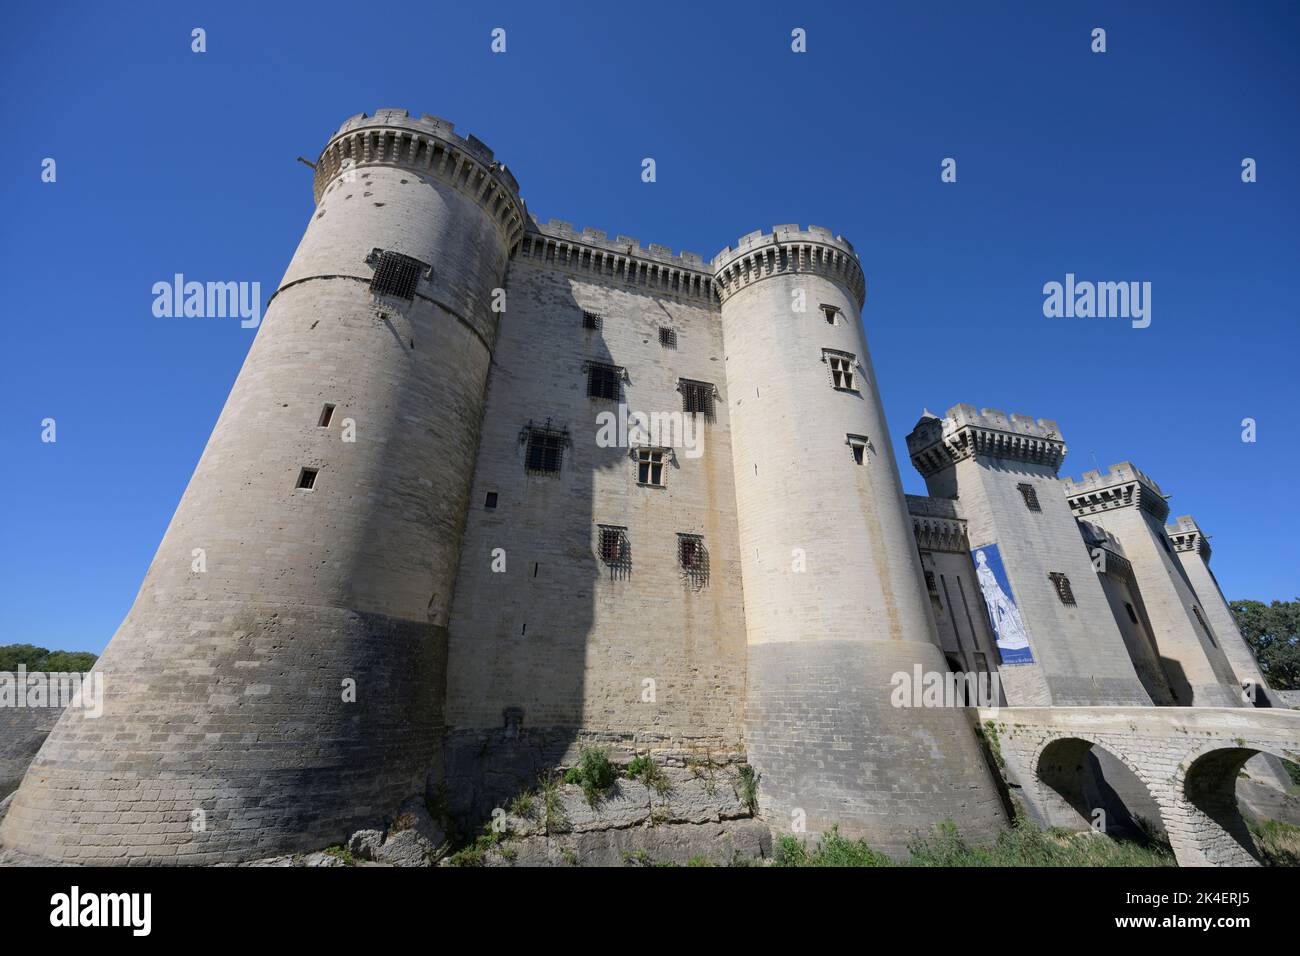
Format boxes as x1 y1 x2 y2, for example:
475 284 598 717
0 644 97 673
1230 599 1300 690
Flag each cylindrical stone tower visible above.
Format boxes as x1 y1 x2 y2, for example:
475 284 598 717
0 109 525 864
713 226 1006 853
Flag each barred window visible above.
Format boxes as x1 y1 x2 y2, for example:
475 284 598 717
367 249 428 300
523 421 567 475
1048 572 1076 606
823 350 857 390
636 449 665 487
924 571 938 593
678 533 709 588
1017 483 1042 512
585 361 623 401
582 310 603 331
597 525 631 579
679 379 715 421
659 327 677 349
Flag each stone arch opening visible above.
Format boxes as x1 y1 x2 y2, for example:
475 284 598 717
1181 745 1296 866
1034 737 1165 844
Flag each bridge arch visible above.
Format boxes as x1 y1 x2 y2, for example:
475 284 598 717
1177 743 1295 866
1032 735 1166 843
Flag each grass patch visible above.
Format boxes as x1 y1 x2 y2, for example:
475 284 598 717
626 755 673 795
320 844 355 866
735 764 758 814
565 747 618 807
1249 818 1300 866
776 821 1176 867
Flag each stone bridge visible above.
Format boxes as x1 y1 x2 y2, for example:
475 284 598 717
977 706 1300 867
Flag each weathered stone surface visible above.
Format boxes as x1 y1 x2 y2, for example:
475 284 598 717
375 828 436 867
348 829 385 861
485 819 772 867
395 796 446 850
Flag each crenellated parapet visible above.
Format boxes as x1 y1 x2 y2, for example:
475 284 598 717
1064 462 1170 523
312 108 528 253
710 225 865 308
517 217 716 303
906 404 1067 478
906 494 970 553
1166 515 1211 561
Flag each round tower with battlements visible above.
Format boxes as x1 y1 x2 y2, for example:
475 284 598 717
713 226 1006 853
0 110 526 864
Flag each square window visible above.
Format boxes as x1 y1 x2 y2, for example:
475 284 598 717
636 449 665 486
586 361 623 401
368 249 428 300
582 310 603 331
297 467 318 490
1048 572 1076 606
485 492 499 509
679 379 715 422
659 327 677 349
523 422 567 475
1017 483 1042 512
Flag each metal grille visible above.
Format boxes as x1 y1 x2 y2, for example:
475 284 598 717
679 379 715 422
597 525 631 579
1017 482 1042 512
586 361 623 400
1048 572 1076 606
523 421 567 475
659 327 677 349
368 250 428 300
582 310 603 330
677 533 709 589
925 571 938 593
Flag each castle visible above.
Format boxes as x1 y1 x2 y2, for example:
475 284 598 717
2 109 1296 866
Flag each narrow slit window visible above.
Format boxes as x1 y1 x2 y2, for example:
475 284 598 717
1017 483 1041 512
318 404 336 428
659 327 677 349
296 467 318 490
1124 602 1139 624
485 492 498 509
1192 606 1216 646
1048 572 1076 606
847 434 872 465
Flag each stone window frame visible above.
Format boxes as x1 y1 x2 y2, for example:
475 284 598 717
846 433 874 465
633 446 670 487
821 348 859 392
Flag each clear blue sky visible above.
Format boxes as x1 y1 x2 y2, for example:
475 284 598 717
2 1 1297 654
